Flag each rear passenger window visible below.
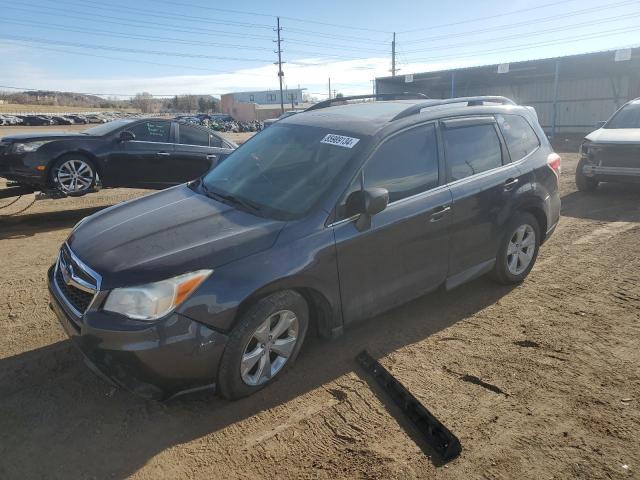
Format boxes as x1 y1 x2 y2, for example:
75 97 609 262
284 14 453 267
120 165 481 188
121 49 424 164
363 124 439 203
179 125 209 146
444 124 502 181
496 114 539 161
129 121 171 143
210 134 223 148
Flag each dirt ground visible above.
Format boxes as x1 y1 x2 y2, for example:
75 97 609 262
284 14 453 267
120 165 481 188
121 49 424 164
0 143 639 479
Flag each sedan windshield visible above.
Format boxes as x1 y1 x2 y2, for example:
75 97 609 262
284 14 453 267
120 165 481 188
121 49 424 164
605 102 640 129
200 123 366 219
82 119 135 136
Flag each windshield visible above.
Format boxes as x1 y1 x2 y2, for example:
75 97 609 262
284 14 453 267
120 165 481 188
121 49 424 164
82 119 135 136
604 102 640 129
200 123 366 219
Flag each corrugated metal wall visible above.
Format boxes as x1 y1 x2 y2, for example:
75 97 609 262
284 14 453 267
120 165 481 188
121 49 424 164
376 51 640 135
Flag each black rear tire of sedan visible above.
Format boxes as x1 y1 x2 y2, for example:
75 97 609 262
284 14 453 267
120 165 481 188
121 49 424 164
217 290 309 400
575 158 599 192
492 212 540 285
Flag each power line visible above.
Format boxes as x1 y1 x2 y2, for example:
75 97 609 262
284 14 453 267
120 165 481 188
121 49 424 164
3 5 275 41
1 18 386 62
1 19 276 52
400 0 579 33
0 34 274 63
402 26 640 64
401 0 639 44
400 11 640 54
32 0 274 30
142 0 392 34
3 41 271 76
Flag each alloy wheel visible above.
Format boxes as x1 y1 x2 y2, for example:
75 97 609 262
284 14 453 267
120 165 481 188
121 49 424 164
506 224 536 275
240 310 299 386
55 159 94 194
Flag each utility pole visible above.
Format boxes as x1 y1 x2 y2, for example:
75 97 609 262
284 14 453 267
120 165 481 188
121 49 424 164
274 17 285 114
391 32 396 77
328 77 331 100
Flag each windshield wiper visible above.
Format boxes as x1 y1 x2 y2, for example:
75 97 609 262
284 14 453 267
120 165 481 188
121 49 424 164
200 183 262 213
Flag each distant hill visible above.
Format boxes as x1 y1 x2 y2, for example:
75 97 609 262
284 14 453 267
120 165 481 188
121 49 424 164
0 90 126 109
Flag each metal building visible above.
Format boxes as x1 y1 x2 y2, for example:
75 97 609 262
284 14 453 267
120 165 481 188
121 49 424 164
221 88 305 106
376 48 640 137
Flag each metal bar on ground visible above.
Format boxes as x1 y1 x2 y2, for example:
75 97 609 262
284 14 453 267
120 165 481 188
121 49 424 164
356 350 462 462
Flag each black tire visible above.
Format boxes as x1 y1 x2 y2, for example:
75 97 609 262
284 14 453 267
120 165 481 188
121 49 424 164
575 158 599 192
217 290 309 400
49 155 97 197
492 212 541 285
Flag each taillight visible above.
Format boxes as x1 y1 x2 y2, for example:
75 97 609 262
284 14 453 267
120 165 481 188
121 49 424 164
547 153 561 177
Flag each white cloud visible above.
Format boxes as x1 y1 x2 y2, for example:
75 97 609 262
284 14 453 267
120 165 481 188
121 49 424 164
0 42 476 99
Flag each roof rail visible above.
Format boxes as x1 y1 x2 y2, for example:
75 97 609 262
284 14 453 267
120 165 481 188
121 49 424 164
391 96 517 121
305 92 429 112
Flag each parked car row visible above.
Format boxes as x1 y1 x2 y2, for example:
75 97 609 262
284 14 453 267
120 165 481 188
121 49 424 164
176 114 264 133
0 112 148 126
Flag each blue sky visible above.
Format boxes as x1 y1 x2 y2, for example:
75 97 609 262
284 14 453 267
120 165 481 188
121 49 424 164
1 0 639 99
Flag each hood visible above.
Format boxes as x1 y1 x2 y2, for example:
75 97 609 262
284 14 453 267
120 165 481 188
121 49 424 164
67 184 286 289
1 132 91 142
585 128 640 144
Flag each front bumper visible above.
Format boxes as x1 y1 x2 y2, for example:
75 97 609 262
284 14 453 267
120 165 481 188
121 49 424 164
582 164 640 183
0 148 47 185
47 266 229 400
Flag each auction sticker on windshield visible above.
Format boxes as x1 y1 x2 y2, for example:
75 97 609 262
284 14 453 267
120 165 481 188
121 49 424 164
320 134 360 148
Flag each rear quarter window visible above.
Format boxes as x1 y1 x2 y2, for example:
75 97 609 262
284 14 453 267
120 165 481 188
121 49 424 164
444 124 503 182
496 114 540 161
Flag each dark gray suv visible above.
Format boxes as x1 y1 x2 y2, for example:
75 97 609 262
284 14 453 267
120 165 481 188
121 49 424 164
48 95 561 400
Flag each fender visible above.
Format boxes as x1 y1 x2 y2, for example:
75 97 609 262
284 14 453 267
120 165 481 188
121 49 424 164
178 225 343 337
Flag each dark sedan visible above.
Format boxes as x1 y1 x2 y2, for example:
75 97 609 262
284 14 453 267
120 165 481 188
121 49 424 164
0 118 237 195
577 98 640 191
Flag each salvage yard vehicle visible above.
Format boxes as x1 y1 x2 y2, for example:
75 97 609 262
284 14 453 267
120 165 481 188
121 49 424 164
0 118 236 195
576 98 640 191
48 95 561 400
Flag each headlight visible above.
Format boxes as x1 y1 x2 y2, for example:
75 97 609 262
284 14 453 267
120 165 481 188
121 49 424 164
580 141 591 155
13 140 55 153
103 270 212 321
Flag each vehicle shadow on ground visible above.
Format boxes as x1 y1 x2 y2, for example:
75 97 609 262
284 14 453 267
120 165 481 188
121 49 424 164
0 206 104 240
0 277 514 479
561 183 640 223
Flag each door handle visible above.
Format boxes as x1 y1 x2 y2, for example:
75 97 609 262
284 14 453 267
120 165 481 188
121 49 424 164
206 154 218 161
504 178 519 190
430 205 451 222
157 151 171 156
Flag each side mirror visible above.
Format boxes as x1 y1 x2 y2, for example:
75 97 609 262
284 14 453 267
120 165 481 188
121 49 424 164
596 121 606 129
119 130 135 142
345 187 389 230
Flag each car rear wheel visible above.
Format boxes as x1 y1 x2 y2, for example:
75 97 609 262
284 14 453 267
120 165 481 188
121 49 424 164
50 156 96 196
217 290 309 400
575 158 599 192
492 212 540 285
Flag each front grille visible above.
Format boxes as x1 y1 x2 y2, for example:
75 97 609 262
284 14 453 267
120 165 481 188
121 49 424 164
53 244 100 316
54 267 94 314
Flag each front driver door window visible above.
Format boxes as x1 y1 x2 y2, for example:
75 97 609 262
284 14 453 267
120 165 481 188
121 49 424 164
333 123 453 324
113 120 174 188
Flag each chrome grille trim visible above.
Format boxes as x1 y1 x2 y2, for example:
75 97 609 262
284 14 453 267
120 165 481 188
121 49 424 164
53 243 102 317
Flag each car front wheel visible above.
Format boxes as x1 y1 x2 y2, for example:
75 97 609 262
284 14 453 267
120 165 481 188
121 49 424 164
575 159 599 192
492 212 540 285
50 156 96 196
217 290 309 400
